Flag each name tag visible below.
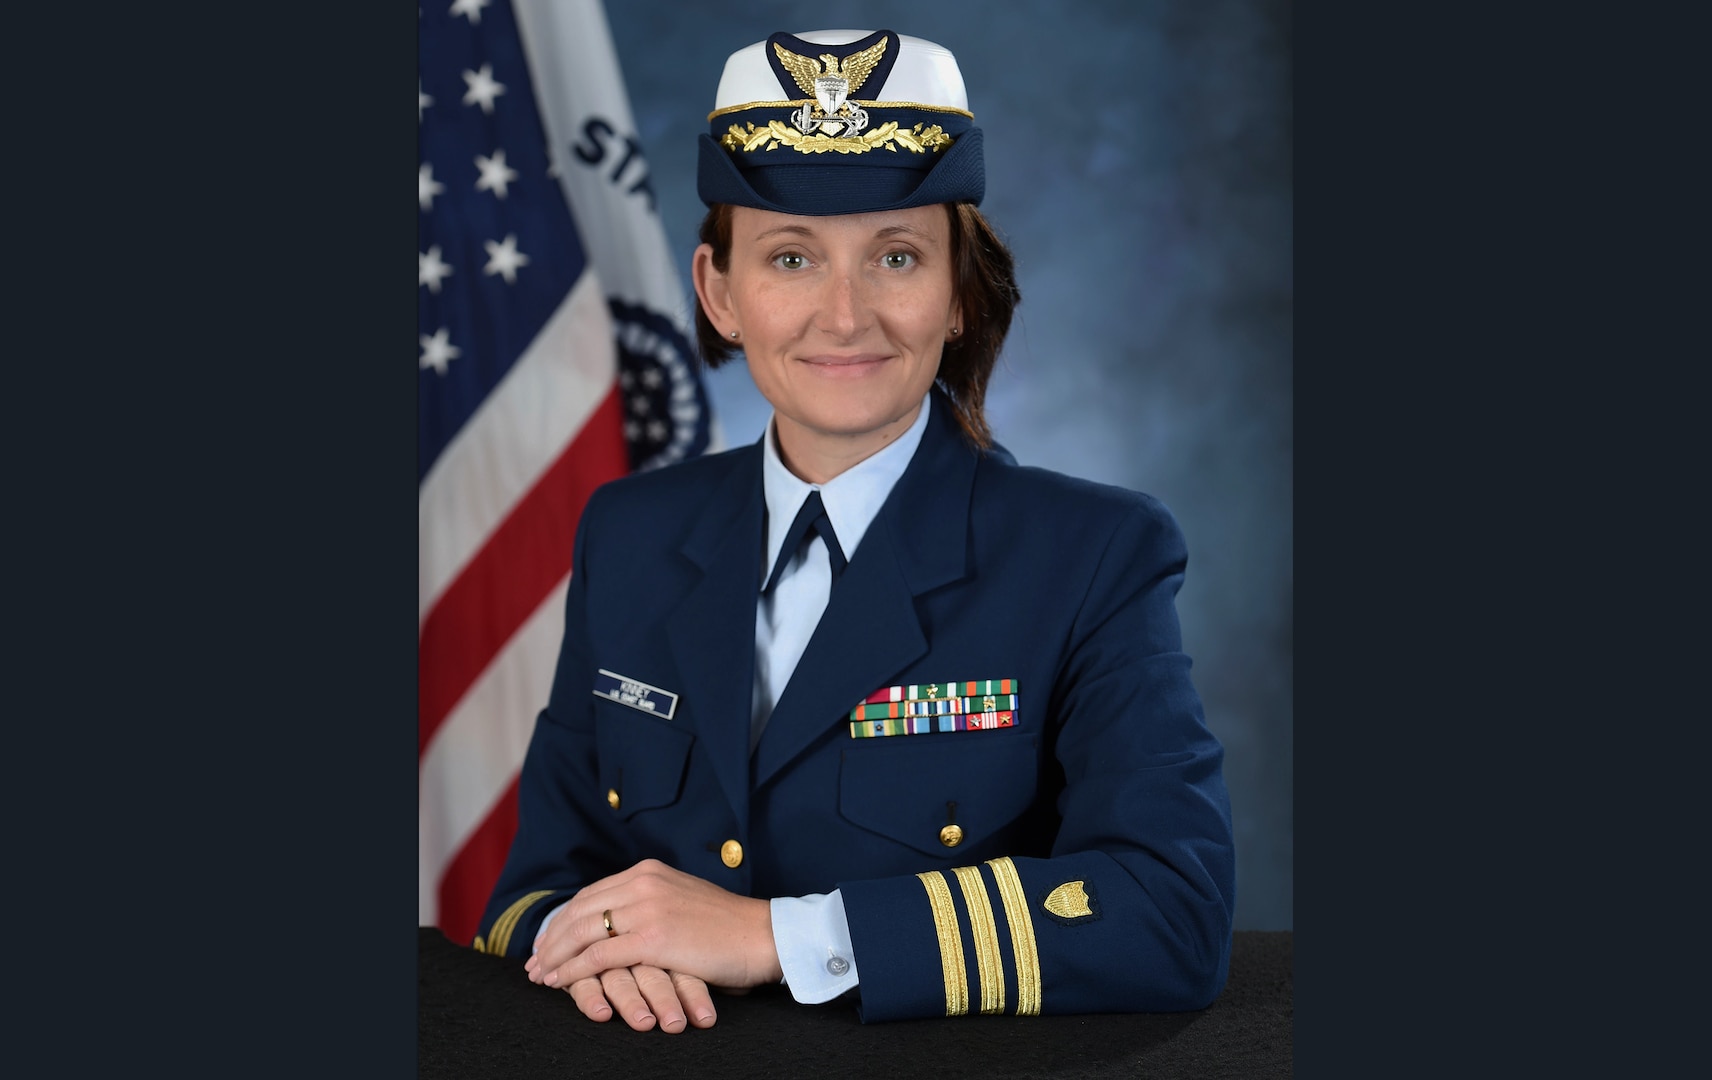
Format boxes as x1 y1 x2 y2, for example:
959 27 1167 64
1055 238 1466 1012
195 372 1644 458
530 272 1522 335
593 669 680 720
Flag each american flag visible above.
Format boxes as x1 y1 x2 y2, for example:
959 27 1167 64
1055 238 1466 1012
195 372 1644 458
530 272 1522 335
418 0 714 945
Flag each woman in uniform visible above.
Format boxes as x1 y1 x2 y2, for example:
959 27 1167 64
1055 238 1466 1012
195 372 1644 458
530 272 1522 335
479 28 1236 1031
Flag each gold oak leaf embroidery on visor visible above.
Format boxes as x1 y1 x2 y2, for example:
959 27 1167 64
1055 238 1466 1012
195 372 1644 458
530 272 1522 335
721 120 954 156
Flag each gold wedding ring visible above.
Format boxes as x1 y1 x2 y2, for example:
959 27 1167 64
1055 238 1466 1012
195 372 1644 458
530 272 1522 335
602 909 616 938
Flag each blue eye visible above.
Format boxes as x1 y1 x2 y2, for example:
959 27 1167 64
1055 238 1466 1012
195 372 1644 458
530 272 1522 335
882 252 914 269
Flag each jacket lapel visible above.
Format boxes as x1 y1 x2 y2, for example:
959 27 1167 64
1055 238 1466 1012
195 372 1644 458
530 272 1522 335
666 445 765 832
751 395 980 789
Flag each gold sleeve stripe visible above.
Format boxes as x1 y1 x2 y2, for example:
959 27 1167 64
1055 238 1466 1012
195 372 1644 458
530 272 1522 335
986 858 1042 1016
951 865 1006 1015
482 890 554 956
707 99 976 121
916 870 969 1017
481 890 532 955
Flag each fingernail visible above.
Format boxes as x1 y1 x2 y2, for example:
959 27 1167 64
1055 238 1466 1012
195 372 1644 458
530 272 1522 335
544 973 558 986
697 1012 714 1024
663 1015 685 1032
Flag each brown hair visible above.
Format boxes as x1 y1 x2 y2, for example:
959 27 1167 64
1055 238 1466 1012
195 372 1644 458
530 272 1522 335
692 202 1020 448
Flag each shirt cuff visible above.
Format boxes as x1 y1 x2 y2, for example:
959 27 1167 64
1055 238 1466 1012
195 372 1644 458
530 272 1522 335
771 890 860 1004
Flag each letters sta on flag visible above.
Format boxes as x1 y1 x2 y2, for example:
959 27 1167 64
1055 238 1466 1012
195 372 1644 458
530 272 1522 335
418 0 712 944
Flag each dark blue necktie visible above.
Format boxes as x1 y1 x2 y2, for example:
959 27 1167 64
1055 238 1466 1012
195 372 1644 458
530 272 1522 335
763 489 847 593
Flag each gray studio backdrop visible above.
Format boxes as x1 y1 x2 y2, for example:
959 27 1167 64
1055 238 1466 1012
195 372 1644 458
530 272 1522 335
600 0 1292 931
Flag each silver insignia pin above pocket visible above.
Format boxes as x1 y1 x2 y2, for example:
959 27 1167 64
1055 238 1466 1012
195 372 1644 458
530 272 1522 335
593 669 680 720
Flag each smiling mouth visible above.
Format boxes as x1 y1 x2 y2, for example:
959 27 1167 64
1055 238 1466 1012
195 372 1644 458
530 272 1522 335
800 354 890 369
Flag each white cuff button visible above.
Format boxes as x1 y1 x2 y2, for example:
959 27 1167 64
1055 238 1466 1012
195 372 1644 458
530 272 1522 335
826 955 850 976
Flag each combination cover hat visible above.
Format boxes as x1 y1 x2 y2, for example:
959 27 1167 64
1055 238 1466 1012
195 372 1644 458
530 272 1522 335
697 29 984 215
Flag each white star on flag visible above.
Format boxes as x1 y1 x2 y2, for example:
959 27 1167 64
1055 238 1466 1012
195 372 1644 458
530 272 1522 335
419 163 445 211
640 367 663 389
420 81 434 122
449 0 491 25
420 245 454 293
419 327 460 374
482 234 530 284
462 63 506 114
474 150 519 199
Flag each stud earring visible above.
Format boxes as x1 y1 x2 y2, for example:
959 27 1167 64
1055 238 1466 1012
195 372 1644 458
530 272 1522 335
729 330 740 340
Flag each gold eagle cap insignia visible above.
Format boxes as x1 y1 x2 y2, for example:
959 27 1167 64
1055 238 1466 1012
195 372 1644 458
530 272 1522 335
1043 880 1094 919
773 35 889 97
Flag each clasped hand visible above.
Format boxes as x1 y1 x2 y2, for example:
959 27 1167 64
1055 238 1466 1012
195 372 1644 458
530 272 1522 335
524 858 784 1032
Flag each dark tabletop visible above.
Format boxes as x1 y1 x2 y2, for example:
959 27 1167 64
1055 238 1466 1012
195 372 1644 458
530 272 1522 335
419 927 1291 1078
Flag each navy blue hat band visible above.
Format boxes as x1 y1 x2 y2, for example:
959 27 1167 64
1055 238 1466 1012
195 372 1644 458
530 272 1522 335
697 127 984 216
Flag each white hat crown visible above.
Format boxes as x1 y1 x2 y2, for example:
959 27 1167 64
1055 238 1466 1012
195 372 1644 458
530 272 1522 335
711 29 969 114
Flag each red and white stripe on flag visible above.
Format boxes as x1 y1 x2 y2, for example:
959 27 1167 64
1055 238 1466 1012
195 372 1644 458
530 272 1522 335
419 0 713 945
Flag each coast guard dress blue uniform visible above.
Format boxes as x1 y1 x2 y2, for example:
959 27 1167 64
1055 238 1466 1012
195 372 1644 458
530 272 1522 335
478 390 1236 1022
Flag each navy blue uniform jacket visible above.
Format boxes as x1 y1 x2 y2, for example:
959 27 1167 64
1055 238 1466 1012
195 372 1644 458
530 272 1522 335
478 392 1236 1022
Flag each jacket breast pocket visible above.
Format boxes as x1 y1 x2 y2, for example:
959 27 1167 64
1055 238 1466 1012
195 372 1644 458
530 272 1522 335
594 700 695 821
838 734 1040 858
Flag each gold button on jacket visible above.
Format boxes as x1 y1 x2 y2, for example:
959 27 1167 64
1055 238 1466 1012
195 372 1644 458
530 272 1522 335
606 788 620 810
720 839 744 868
939 824 964 847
